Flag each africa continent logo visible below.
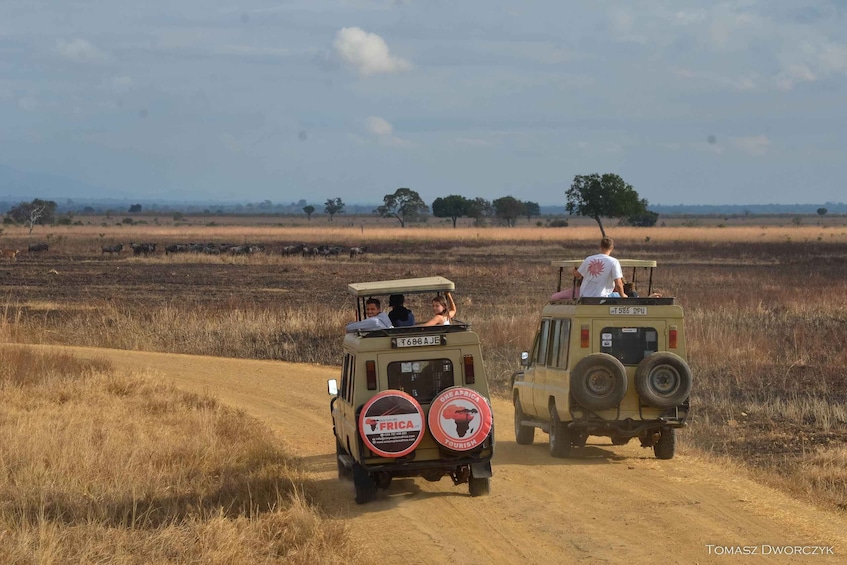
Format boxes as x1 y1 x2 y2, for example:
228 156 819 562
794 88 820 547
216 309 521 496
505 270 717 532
587 258 606 277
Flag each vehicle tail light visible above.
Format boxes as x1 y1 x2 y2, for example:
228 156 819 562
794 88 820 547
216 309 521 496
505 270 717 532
366 360 377 390
463 355 475 384
669 326 678 349
580 325 590 348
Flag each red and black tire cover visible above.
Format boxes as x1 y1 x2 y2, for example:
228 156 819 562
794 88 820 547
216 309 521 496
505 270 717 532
359 390 425 458
428 387 493 452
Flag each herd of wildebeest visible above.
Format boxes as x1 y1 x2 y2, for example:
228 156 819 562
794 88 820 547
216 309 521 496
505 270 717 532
0 242 369 261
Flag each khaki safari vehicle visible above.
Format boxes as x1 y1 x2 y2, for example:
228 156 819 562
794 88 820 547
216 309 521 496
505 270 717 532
512 260 692 459
328 276 494 504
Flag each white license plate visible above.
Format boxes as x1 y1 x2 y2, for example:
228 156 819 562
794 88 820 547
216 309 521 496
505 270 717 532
395 335 441 348
609 306 648 315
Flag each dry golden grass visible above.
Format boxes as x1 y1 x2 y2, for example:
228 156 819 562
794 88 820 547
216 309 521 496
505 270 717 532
3 222 847 512
0 346 358 564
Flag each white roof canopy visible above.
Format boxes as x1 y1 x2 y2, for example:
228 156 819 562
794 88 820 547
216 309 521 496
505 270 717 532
347 276 455 297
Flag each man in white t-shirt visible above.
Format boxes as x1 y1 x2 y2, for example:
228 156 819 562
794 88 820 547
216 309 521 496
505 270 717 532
573 237 627 298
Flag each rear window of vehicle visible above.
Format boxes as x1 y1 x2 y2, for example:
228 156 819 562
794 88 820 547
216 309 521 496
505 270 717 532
600 327 658 365
387 359 454 403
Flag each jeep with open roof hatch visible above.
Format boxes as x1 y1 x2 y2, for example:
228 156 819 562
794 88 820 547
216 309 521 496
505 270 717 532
512 260 691 459
328 277 494 504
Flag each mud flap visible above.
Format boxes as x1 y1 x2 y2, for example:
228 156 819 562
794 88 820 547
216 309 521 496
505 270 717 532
470 461 492 479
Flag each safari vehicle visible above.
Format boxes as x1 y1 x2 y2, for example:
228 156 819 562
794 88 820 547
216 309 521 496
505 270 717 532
512 260 691 460
328 277 494 504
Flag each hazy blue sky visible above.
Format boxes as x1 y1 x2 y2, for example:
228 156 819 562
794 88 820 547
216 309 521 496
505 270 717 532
2 0 846 205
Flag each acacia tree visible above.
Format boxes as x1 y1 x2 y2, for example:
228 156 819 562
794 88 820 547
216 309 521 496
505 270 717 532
303 205 315 221
566 173 648 236
7 199 57 234
432 195 471 228
324 198 345 222
492 196 524 227
466 197 493 227
375 188 429 228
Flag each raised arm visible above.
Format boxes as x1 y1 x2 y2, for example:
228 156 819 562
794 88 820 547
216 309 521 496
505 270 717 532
445 291 457 319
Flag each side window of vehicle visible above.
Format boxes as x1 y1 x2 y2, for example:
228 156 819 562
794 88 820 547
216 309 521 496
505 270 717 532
557 319 572 368
536 319 550 366
342 353 356 401
547 319 562 367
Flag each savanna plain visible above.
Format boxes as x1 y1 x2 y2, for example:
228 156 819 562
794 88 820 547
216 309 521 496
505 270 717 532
1 218 846 563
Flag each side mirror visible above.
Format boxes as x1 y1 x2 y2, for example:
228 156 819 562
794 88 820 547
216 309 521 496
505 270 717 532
327 379 339 396
520 351 529 368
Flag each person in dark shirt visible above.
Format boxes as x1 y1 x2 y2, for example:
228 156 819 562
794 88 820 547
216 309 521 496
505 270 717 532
388 294 416 327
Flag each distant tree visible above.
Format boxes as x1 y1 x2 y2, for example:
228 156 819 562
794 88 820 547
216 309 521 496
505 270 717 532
566 173 649 237
523 201 541 223
258 200 273 210
303 205 316 221
624 210 660 227
492 196 525 227
7 199 57 234
817 207 828 216
376 188 429 228
466 197 493 227
172 211 185 221
324 198 345 222
128 203 142 213
792 215 802 226
432 195 471 228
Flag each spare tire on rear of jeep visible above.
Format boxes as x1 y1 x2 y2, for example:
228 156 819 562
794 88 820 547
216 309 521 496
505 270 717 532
569 353 627 411
634 352 692 408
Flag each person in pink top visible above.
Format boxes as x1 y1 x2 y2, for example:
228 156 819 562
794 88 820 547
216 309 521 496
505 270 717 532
573 237 627 298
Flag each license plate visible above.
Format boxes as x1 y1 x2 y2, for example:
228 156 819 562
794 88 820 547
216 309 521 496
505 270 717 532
394 335 442 348
609 306 648 315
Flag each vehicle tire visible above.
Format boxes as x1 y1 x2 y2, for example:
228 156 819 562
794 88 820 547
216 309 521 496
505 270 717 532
514 395 535 445
635 352 692 408
353 464 377 504
548 405 572 458
569 353 627 411
468 476 490 497
654 427 676 460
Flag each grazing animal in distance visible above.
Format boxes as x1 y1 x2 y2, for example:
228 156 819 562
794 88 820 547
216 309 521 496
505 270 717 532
349 246 368 258
1 249 20 263
102 243 124 255
28 242 49 253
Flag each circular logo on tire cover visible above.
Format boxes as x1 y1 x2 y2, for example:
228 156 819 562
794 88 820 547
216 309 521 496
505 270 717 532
359 390 425 458
428 387 493 452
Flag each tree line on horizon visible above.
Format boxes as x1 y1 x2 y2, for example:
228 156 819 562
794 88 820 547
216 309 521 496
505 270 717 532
4 173 839 232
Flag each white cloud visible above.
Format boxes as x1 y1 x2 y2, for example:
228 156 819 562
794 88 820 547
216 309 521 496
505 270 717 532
363 115 411 147
56 38 108 63
333 27 411 76
366 116 393 136
732 135 770 156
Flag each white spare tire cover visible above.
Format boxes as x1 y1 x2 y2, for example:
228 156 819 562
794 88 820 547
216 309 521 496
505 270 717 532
428 387 493 452
359 390 425 458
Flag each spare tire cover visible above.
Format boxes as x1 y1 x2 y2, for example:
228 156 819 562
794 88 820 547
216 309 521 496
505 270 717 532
635 352 693 408
359 390 425 458
428 387 493 452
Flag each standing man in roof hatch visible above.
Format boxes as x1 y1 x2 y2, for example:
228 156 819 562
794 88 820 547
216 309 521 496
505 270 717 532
573 237 627 298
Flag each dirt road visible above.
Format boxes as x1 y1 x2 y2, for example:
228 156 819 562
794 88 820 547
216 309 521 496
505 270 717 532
40 345 845 564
